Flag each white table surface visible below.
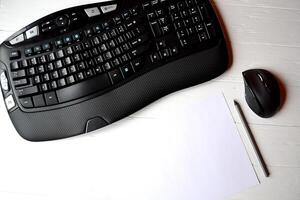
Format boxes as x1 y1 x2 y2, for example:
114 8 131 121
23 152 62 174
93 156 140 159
0 0 299 199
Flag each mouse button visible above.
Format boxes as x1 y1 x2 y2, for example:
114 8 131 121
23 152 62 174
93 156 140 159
244 84 263 115
85 117 108 133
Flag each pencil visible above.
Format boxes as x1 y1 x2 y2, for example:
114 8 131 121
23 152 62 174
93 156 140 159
234 100 270 177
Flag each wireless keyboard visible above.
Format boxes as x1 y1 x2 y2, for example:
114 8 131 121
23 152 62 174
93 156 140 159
0 0 228 141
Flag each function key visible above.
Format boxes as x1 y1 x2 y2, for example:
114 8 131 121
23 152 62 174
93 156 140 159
63 36 72 45
42 43 52 51
9 51 21 60
72 33 81 42
84 28 94 37
55 39 63 48
24 48 33 57
33 46 42 54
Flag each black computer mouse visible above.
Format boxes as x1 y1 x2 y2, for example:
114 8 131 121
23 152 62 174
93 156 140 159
243 69 281 118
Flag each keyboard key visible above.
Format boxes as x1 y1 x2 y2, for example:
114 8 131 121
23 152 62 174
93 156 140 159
41 83 49 92
14 78 28 87
55 60 63 68
69 65 77 73
150 21 162 37
51 71 59 79
37 65 45 73
150 52 161 63
56 50 64 58
55 39 63 48
85 69 94 78
39 55 47 64
56 74 111 103
33 46 42 54
48 53 56 61
25 48 33 56
59 68 68 77
108 69 123 84
28 67 36 76
72 33 82 41
10 51 21 60
30 57 38 65
76 72 85 80
46 63 54 71
65 47 73 55
17 86 39 97
21 60 29 68
50 81 58 89
58 78 66 87
66 75 76 84
10 62 19 71
120 64 134 78
12 69 26 79
33 94 46 107
44 91 58 106
19 97 33 108
63 36 73 44
33 75 41 84
131 57 144 71
42 43 52 51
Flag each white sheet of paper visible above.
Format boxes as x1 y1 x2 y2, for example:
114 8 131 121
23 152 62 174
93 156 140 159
151 94 260 200
0 93 258 200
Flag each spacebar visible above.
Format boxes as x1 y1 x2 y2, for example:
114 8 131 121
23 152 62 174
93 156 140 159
57 74 111 103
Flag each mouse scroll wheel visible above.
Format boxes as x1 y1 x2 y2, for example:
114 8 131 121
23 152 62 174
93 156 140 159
257 73 264 82
257 73 270 90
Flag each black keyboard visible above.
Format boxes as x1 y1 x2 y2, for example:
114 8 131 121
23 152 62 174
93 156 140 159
0 0 229 141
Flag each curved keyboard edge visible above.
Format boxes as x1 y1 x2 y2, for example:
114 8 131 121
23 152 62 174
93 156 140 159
9 40 228 141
